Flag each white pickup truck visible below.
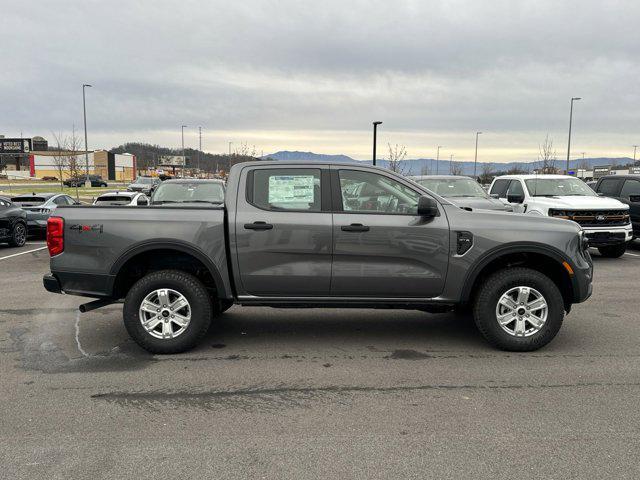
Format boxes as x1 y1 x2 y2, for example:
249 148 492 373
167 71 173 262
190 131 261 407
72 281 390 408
489 174 632 258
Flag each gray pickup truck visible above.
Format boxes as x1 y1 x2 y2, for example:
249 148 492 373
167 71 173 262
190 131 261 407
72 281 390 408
43 162 593 353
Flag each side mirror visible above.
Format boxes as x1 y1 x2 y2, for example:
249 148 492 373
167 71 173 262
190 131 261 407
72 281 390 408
74 201 81 205
507 193 524 204
629 195 640 203
417 196 438 217
138 197 148 206
490 193 499 199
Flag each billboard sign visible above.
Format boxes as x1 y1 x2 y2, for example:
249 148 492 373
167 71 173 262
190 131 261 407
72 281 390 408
0 138 31 154
629 166 640 175
158 155 186 166
593 165 611 179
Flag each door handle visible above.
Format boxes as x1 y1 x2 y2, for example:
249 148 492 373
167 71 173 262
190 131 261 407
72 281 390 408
244 221 274 231
341 223 370 232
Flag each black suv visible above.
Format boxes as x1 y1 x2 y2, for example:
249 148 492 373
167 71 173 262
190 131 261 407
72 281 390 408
63 175 108 187
595 175 640 238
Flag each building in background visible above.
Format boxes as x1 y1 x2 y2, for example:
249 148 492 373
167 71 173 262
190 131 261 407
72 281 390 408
27 150 136 181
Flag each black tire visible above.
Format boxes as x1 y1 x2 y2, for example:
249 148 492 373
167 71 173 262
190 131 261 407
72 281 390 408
473 267 565 351
597 243 626 258
9 222 27 247
123 270 212 354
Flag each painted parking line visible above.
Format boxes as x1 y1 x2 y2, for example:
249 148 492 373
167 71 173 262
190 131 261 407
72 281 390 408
0 246 47 261
624 252 640 258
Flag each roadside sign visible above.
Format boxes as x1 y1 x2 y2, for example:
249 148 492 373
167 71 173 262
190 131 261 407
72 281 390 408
158 155 186 166
593 165 611 179
630 166 640 174
0 138 31 154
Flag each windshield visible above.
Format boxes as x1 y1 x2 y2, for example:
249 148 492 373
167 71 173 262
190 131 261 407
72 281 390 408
12 197 46 205
525 178 597 197
95 196 132 205
135 177 154 184
416 178 488 198
152 182 225 204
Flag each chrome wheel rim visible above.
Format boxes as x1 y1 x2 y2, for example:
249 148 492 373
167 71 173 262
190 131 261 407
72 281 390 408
495 286 548 337
14 224 26 245
139 288 191 339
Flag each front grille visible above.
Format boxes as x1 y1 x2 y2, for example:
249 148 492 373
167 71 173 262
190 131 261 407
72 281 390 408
549 209 630 227
585 231 626 245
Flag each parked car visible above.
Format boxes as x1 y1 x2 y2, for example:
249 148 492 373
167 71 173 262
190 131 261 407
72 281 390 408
93 191 149 206
410 175 511 211
594 175 640 238
44 162 593 354
150 179 225 205
489 174 633 257
64 175 108 187
10 193 78 235
0 195 27 247
127 176 160 195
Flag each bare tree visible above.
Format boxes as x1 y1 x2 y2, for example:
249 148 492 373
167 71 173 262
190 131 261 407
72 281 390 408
51 132 67 191
538 134 558 173
450 162 463 176
478 163 494 184
387 143 407 174
62 127 84 200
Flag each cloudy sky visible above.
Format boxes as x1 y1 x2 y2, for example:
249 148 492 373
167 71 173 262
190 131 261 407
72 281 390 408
2 0 639 162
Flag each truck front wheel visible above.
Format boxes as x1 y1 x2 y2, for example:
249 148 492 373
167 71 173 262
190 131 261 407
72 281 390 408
123 270 212 354
597 243 626 258
473 267 565 351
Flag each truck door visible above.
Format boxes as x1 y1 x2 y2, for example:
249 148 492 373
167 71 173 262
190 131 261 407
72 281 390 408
234 166 333 296
620 178 640 235
330 167 449 298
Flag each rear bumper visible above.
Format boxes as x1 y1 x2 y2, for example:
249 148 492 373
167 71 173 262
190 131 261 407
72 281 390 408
43 271 115 298
43 273 62 294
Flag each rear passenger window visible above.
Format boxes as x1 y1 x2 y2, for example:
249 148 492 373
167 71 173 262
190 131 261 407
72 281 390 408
620 179 640 198
597 178 621 196
249 168 322 212
490 179 510 197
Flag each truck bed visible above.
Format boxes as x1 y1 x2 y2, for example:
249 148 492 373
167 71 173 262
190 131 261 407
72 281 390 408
48 205 232 298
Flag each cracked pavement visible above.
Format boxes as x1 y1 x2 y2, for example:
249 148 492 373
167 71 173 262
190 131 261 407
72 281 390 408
1 241 640 479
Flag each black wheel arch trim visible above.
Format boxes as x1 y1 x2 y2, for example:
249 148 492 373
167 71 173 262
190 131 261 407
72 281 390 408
460 242 580 304
108 239 228 298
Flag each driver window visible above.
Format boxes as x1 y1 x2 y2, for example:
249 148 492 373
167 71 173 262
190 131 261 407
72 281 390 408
338 170 420 214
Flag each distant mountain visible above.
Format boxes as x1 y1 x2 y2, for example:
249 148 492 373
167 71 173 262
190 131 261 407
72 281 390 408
377 157 636 177
263 151 635 176
262 151 357 163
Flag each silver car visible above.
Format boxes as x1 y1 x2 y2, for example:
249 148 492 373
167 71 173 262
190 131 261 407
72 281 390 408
10 193 78 234
93 191 149 206
410 175 511 211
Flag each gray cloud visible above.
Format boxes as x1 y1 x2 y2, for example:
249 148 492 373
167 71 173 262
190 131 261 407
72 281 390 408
2 0 639 160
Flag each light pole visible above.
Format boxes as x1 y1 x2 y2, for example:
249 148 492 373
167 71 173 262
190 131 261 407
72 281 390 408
449 154 454 174
566 97 581 174
82 84 92 186
474 132 482 179
228 141 233 156
633 145 638 164
372 121 382 166
181 125 187 178
198 126 202 174
435 145 442 174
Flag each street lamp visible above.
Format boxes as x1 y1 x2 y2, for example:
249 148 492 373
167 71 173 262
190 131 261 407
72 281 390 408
228 141 233 156
566 97 581 174
82 84 92 187
435 145 442 174
372 121 382 166
633 145 638 164
474 132 482 179
198 127 202 174
449 154 454 174
181 125 187 178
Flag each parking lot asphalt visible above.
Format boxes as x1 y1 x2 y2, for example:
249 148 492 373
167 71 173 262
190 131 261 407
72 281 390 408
1 242 640 479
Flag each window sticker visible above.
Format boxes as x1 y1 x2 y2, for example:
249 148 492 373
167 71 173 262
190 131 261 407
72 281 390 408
268 175 315 204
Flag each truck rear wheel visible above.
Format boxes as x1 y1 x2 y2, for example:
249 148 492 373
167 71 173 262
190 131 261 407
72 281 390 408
597 243 626 258
123 270 212 354
473 267 564 351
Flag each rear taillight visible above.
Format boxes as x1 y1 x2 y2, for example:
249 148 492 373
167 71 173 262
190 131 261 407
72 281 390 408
47 216 64 256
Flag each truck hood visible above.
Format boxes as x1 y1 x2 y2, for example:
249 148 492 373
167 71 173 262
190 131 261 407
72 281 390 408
528 195 628 210
447 196 508 211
